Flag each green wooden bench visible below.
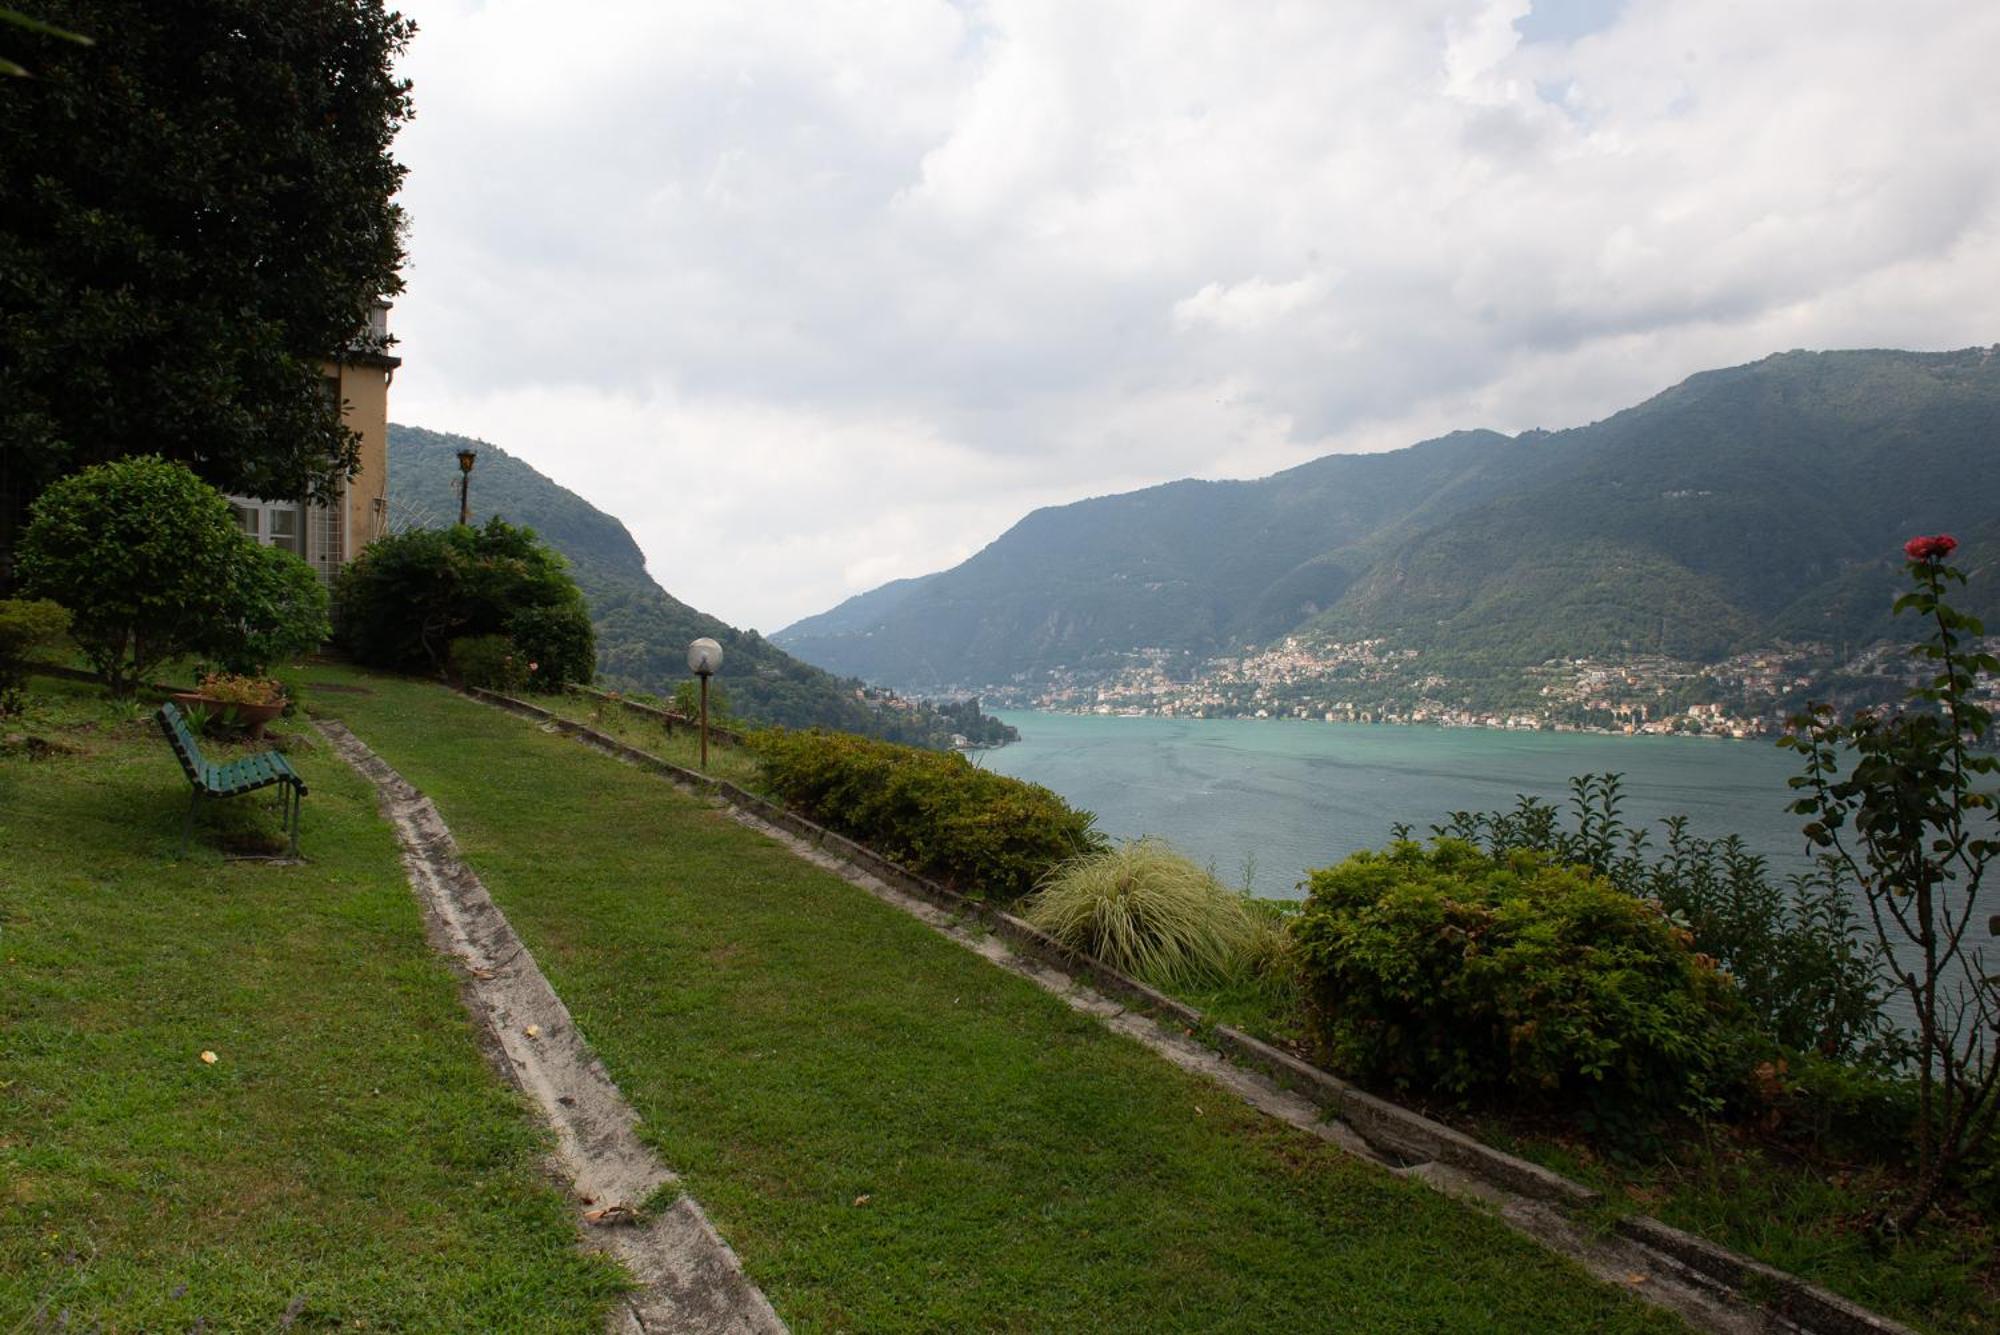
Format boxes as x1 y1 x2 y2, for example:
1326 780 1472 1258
156 700 307 857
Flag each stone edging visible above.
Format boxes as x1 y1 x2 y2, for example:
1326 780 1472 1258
319 715 786 1335
565 683 747 746
468 685 1916 1335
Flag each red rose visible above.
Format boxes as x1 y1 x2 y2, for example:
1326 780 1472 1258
1904 534 1958 562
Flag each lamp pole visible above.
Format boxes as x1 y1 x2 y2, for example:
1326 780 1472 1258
456 448 478 526
687 637 723 770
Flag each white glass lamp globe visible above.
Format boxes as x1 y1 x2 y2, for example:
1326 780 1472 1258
687 637 724 676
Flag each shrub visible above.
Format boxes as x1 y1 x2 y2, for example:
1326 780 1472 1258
1431 774 1893 1065
504 603 594 691
1022 839 1259 987
16 456 246 695
754 728 1105 903
0 597 71 713
205 541 330 675
332 518 595 686
1292 839 1751 1122
448 634 527 692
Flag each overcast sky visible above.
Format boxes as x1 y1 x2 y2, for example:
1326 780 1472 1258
386 0 2000 632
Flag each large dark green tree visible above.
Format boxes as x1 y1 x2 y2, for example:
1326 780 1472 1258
0 0 414 572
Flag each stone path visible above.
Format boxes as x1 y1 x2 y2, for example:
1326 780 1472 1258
319 718 785 1335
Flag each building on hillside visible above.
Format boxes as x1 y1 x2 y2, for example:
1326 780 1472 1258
226 302 401 584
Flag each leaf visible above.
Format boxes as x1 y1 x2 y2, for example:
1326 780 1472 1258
523 1024 540 1038
199 1050 218 1064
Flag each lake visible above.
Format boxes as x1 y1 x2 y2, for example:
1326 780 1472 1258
981 711 1813 898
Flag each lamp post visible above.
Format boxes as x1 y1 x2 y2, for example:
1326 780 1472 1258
687 637 723 770
456 448 478 526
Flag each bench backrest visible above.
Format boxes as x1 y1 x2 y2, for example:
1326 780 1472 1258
156 701 208 783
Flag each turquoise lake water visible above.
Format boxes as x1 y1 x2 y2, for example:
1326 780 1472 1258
981 711 1813 898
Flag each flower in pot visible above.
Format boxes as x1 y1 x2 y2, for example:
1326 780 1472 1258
174 672 288 738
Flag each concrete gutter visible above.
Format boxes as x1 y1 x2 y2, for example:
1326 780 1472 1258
318 717 786 1335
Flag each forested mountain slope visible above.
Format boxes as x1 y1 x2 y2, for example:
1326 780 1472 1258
776 348 2000 689
387 425 992 742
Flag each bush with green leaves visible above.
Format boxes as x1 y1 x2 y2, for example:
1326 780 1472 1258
1293 839 1752 1122
0 597 71 712
333 518 594 689
754 728 1104 903
447 634 527 692
205 541 330 676
1022 839 1260 987
16 456 248 695
1429 773 1893 1065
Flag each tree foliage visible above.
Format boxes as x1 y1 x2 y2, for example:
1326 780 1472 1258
333 518 595 689
211 540 330 677
0 0 414 562
17 456 247 693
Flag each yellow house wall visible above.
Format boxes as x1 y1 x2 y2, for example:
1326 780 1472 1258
325 359 391 560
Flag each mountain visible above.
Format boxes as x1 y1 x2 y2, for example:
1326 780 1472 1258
775 348 2000 691
386 425 1011 744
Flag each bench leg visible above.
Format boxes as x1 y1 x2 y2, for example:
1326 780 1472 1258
287 783 301 860
180 789 200 858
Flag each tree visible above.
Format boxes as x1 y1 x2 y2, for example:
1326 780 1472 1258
16 456 248 694
0 0 414 568
1784 535 2000 1231
333 519 596 689
208 540 330 676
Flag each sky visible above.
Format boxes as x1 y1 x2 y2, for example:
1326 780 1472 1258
386 0 2000 633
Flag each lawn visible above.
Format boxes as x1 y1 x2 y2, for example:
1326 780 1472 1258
311 667 1682 1332
0 676 625 1330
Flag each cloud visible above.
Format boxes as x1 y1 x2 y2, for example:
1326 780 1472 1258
386 0 2000 631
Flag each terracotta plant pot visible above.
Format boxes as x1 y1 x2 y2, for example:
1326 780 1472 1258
172 692 285 739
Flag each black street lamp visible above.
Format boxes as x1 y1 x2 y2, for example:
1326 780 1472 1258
687 637 723 770
456 448 478 526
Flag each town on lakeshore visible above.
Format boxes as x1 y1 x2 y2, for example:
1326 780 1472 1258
978 635 2000 739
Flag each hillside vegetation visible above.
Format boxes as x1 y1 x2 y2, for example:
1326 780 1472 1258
387 425 1004 743
775 348 2000 689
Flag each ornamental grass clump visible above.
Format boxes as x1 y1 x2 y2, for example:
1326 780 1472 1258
1023 839 1261 988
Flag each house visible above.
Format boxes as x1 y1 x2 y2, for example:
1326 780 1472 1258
227 302 401 584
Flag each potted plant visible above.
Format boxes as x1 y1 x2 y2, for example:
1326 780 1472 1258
174 672 288 738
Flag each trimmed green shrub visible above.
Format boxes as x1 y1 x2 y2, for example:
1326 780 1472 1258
16 456 246 695
1292 839 1751 1121
0 597 72 712
333 518 594 688
754 728 1104 903
1022 839 1258 987
1432 774 1894 1064
504 603 594 692
205 541 330 675
448 634 527 692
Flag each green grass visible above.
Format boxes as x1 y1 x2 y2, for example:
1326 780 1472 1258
537 687 766 789
311 667 1683 1332
1469 1122 1999 1334
0 676 625 1330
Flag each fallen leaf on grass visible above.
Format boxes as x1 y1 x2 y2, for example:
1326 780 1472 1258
584 1204 639 1226
199 1051 218 1065
853 1194 871 1207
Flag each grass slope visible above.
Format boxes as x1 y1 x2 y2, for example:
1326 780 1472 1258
311 668 1682 1332
0 678 624 1330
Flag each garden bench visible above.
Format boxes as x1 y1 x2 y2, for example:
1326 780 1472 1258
156 700 307 857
